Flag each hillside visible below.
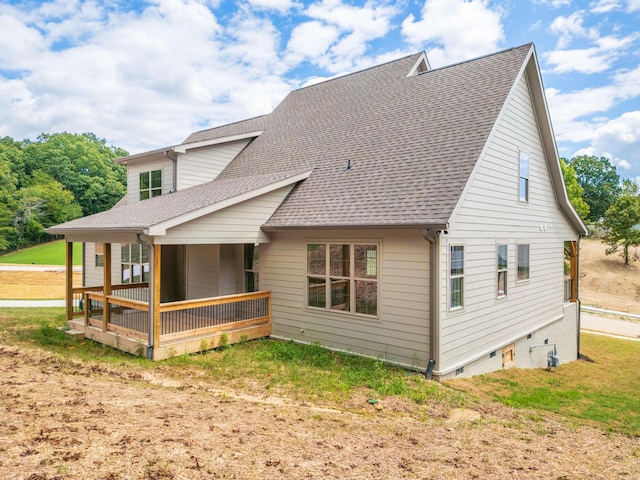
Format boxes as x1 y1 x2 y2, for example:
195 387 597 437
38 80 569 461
579 239 640 314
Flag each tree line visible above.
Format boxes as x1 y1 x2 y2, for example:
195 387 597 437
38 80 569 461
562 155 640 266
0 132 127 253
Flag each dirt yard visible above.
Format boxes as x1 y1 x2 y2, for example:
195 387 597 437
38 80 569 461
1 345 638 480
0 269 82 300
579 239 640 313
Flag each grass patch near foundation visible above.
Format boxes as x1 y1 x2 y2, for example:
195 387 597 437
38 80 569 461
449 333 640 436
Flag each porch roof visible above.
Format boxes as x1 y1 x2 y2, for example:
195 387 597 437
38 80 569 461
47 169 311 237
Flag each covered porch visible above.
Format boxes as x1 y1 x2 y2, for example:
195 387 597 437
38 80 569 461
63 241 270 360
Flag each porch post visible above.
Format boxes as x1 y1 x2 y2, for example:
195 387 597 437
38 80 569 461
152 244 161 356
65 241 73 321
103 243 112 332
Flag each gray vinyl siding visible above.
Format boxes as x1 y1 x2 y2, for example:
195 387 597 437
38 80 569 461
438 72 577 374
264 228 431 370
126 158 174 204
155 186 294 245
177 140 250 190
83 242 122 287
186 245 219 299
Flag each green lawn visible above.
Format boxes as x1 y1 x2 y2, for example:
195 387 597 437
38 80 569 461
0 241 82 266
450 333 640 435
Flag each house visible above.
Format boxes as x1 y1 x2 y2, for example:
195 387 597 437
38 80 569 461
48 43 587 380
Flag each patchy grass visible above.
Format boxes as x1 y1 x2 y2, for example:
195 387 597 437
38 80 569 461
0 240 82 265
2 308 638 435
0 308 465 412
448 333 640 436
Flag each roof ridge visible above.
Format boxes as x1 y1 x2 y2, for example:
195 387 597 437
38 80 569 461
420 43 533 75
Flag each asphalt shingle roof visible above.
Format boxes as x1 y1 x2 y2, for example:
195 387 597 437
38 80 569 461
217 44 532 227
49 169 308 233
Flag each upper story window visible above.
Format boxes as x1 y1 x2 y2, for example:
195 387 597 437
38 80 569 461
517 243 530 282
497 244 507 298
450 245 464 309
307 243 378 316
140 169 162 200
519 152 529 202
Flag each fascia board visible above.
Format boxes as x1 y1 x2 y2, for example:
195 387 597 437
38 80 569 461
173 131 264 153
147 169 313 236
114 146 175 164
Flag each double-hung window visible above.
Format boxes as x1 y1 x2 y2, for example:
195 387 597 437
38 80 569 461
306 243 378 316
519 152 529 202
243 244 259 293
517 244 530 282
140 169 162 200
121 244 150 283
450 245 464 309
497 244 507 297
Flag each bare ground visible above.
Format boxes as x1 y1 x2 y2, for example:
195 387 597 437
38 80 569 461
1 345 638 480
579 239 640 313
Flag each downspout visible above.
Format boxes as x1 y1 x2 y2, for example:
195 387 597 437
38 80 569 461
576 235 582 360
422 227 442 379
136 233 154 359
164 149 178 193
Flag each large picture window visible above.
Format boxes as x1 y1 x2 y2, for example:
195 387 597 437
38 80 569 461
517 243 530 282
140 169 162 200
307 243 378 316
450 245 464 309
121 244 150 283
497 244 507 297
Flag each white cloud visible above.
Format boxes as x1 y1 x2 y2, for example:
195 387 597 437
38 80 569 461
286 20 340 65
401 0 504 67
247 0 300 13
629 0 640 11
549 11 599 48
590 0 622 13
534 0 570 6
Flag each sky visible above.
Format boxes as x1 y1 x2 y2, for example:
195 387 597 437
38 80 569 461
1 0 639 180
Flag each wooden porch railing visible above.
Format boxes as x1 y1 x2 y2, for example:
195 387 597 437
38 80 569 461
76 285 271 354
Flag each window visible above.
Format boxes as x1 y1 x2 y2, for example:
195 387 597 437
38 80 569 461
517 244 530 282
450 245 464 309
140 169 162 200
306 243 378 316
121 243 150 283
95 242 104 268
519 152 529 202
497 244 507 297
244 244 259 293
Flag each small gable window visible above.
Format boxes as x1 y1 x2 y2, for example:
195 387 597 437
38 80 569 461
450 245 464 309
140 169 162 200
519 152 529 202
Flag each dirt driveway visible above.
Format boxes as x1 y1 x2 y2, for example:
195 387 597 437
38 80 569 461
1 345 638 480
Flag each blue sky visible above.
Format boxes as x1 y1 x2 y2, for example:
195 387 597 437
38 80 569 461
1 0 639 180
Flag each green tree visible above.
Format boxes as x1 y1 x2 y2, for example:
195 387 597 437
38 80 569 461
602 195 640 266
620 178 639 196
560 159 590 220
22 132 128 216
0 138 19 251
566 155 620 222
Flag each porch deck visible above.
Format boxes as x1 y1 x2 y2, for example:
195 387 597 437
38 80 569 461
68 284 271 360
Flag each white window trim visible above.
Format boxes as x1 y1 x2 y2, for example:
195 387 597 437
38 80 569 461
139 168 163 201
516 243 530 283
305 242 380 318
449 244 464 311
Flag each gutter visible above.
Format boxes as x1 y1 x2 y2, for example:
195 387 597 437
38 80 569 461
164 149 178 193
